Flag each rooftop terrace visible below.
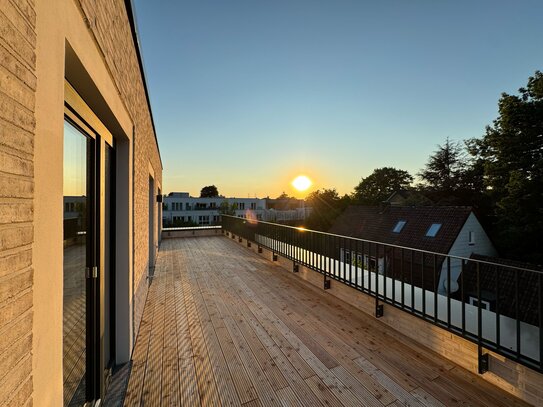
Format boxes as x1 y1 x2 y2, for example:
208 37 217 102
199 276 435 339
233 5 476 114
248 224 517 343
122 236 531 406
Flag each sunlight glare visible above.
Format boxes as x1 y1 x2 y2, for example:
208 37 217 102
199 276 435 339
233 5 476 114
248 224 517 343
292 175 312 191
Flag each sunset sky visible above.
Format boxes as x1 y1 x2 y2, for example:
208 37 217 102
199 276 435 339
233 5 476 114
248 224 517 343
133 0 543 198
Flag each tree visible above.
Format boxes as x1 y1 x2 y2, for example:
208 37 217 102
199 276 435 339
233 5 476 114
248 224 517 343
305 188 351 231
418 138 466 192
276 191 293 199
470 71 543 264
200 185 219 198
353 167 413 205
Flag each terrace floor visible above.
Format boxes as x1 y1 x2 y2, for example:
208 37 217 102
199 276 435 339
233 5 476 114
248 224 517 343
122 236 530 406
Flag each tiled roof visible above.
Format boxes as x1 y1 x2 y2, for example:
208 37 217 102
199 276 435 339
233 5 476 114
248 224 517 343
457 254 542 325
328 205 473 254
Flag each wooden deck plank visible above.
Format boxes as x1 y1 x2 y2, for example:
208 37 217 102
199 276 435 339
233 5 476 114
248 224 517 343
410 387 446 407
304 375 343 407
180 270 222 406
122 237 533 407
330 365 388 407
161 270 180 406
123 280 159 406
226 274 364 407
353 357 424 407
185 272 242 406
197 263 289 394
173 279 201 407
196 274 258 404
230 260 397 405
141 274 167 406
232 252 425 392
276 386 304 407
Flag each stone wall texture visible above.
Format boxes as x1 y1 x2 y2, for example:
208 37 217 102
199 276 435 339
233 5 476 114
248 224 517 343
76 0 163 339
0 0 161 403
0 0 37 404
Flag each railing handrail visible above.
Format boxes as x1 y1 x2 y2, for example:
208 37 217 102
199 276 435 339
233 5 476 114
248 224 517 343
222 214 543 374
220 215 542 274
163 225 221 231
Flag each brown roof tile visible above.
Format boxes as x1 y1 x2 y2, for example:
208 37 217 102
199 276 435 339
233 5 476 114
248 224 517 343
328 205 472 254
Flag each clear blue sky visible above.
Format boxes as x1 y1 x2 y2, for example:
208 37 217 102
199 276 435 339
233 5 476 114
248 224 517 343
133 0 543 198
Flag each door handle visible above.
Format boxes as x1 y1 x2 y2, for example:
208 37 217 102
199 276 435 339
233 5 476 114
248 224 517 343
85 266 98 279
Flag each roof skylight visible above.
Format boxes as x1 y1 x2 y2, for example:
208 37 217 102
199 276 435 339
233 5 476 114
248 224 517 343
392 220 406 233
426 223 442 237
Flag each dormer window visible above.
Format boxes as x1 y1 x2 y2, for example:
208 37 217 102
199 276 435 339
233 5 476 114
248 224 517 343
426 223 442 237
392 220 406 233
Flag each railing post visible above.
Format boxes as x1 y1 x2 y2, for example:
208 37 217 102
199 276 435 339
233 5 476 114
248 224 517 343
375 301 384 318
324 274 331 290
478 347 489 374
293 262 299 273
477 262 488 374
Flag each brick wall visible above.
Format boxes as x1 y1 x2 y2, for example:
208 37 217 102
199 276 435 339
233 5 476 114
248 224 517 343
0 0 36 404
76 0 163 337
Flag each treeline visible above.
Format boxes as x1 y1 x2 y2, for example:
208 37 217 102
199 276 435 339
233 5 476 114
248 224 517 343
304 71 543 265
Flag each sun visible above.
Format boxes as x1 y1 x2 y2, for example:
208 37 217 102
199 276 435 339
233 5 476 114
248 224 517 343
292 175 312 191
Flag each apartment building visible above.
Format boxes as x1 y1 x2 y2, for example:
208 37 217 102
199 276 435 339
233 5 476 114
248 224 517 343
0 1 162 405
163 192 266 226
163 192 308 226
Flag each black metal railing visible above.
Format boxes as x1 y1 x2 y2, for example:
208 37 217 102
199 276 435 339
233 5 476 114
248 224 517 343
221 215 543 374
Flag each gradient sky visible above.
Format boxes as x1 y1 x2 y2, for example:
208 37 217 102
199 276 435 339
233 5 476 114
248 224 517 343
133 0 543 198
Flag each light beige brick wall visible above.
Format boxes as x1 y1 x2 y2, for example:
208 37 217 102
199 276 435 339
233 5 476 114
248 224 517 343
76 0 163 337
0 0 36 404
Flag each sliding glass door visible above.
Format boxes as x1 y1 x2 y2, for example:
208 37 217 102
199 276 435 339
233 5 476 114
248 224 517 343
63 109 116 405
63 120 92 406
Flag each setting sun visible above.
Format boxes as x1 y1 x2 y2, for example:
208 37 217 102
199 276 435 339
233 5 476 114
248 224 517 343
292 175 312 191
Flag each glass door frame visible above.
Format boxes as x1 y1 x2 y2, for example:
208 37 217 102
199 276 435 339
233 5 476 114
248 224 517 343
64 80 116 404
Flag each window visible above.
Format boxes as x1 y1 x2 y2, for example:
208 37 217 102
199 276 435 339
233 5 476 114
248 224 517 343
238 202 245 210
425 223 442 237
198 215 210 225
468 231 475 245
343 250 351 264
196 203 206 209
209 202 216 208
392 220 406 233
469 296 490 311
364 256 377 272
250 202 256 210
185 203 191 210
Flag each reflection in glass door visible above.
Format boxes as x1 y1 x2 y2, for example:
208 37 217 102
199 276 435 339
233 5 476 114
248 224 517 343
63 120 90 406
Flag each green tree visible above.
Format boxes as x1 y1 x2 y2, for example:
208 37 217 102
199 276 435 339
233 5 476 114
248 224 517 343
353 167 413 205
416 138 488 207
470 71 543 263
305 188 351 231
418 138 466 192
200 185 219 197
276 191 293 199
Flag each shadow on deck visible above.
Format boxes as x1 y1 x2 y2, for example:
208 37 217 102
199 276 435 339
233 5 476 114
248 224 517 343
122 236 530 406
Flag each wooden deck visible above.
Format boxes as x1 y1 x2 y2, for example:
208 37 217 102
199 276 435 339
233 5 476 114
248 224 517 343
123 236 530 407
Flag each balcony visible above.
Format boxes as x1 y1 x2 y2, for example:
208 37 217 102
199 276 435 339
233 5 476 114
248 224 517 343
121 231 536 406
